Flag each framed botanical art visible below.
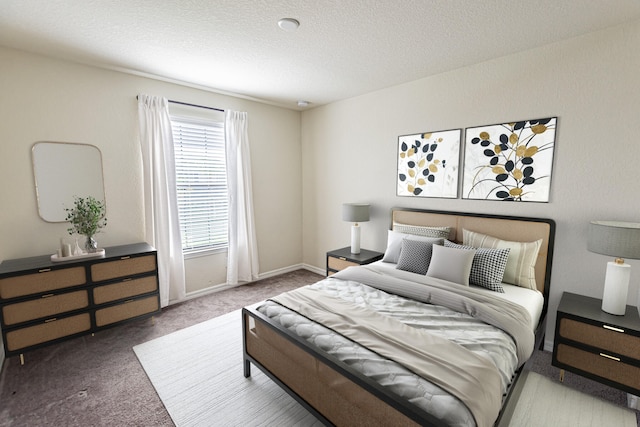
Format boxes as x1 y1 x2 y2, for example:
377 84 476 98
397 129 461 198
462 117 557 202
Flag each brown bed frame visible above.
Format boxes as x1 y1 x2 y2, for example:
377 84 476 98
242 208 555 426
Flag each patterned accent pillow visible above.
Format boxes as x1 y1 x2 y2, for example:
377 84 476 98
382 230 444 263
395 239 436 275
393 222 451 239
444 240 510 292
463 229 542 290
426 244 476 286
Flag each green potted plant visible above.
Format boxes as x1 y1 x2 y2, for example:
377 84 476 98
65 196 107 252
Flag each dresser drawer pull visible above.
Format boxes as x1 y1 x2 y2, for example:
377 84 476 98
41 294 55 298
599 352 621 362
122 278 132 282
339 257 347 260
120 256 131 260
44 318 57 323
603 324 624 333
38 268 52 273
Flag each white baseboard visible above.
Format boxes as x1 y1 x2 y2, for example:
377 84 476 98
171 263 324 306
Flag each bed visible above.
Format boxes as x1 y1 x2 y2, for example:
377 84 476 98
242 208 555 426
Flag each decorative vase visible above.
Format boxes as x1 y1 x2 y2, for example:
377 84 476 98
85 236 98 253
73 238 83 256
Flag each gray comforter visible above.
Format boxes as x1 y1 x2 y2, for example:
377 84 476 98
258 265 534 427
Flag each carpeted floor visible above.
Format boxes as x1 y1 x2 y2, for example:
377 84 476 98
0 269 321 426
0 268 638 426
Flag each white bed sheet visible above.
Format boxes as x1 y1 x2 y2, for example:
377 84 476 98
371 260 544 330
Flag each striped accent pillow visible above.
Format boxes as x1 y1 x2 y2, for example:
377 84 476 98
463 229 542 290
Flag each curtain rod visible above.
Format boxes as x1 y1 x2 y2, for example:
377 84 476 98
168 99 225 113
136 95 224 112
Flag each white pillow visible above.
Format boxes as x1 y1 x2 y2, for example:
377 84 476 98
382 230 443 263
392 222 451 239
426 244 476 286
463 229 542 290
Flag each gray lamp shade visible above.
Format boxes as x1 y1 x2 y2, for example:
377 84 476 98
342 203 370 223
588 221 640 260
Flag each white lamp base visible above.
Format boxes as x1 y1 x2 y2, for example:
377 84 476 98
350 224 361 254
601 261 630 315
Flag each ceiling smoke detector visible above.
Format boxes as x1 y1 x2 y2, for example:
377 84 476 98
278 18 300 32
297 100 309 107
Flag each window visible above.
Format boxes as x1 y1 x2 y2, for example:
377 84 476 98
170 115 228 255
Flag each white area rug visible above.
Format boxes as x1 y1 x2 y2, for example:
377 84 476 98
133 310 321 427
500 370 636 427
135 310 636 427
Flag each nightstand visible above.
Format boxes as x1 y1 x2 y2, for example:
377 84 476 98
326 247 384 276
552 291 640 395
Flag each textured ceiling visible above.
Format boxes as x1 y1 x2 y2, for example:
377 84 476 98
2 0 640 110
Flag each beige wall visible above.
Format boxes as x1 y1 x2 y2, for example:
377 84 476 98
301 19 640 349
0 47 303 294
2 18 639 353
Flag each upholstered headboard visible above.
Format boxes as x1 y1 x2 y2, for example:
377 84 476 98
391 208 555 301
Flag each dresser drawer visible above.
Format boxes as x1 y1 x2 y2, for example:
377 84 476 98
91 255 156 282
327 257 358 272
4 313 91 352
2 290 89 326
559 317 640 359
93 275 158 305
94 295 159 327
556 343 640 392
0 267 86 300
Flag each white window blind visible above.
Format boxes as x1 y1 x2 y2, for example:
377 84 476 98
171 115 228 254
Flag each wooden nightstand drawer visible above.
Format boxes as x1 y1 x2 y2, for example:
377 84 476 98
328 257 358 271
559 317 640 359
91 254 156 282
0 267 86 300
553 292 640 395
556 343 640 391
2 290 89 325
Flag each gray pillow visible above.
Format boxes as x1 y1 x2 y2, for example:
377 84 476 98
382 230 443 263
426 244 476 286
445 240 510 292
395 239 436 275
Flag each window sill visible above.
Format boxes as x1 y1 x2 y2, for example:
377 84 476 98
184 247 228 260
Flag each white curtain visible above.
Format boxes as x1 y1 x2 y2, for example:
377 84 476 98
138 94 186 306
225 110 259 284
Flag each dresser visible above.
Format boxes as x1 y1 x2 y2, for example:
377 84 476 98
326 247 384 276
0 243 160 363
552 291 640 395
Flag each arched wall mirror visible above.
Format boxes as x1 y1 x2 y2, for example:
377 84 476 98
32 142 106 222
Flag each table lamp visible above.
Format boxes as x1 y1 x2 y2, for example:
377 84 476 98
342 203 370 254
587 221 640 315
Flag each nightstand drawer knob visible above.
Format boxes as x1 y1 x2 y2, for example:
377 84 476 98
599 352 621 362
603 324 624 333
